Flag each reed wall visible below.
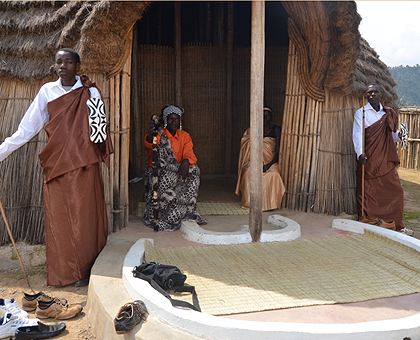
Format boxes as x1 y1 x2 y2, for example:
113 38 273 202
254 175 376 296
280 41 359 216
313 91 359 215
0 80 46 244
398 107 420 170
130 44 289 177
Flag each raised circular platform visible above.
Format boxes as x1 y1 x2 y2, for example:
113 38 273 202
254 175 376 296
181 214 301 244
86 216 420 340
119 218 420 340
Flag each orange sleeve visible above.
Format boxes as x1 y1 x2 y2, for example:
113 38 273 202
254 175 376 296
181 131 197 166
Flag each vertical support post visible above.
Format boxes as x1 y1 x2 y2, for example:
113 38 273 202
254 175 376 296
225 2 233 175
175 2 182 107
249 1 265 242
120 51 132 227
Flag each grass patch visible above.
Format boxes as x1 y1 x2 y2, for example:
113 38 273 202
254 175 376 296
404 211 420 220
10 249 18 261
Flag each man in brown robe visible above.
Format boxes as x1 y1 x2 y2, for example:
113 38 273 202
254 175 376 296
352 84 409 234
0 49 113 286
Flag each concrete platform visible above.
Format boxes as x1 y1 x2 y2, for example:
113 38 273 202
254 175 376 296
181 214 301 244
86 210 420 339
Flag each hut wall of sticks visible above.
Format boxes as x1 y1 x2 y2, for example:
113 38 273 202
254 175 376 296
0 1 399 245
398 107 420 170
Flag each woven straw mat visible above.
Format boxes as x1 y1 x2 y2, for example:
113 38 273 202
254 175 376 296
144 231 420 315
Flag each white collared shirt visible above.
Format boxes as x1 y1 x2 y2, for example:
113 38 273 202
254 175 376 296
0 76 100 162
352 102 400 157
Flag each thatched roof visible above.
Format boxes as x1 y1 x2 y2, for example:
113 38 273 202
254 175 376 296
0 1 149 81
353 37 398 105
0 0 397 103
282 1 397 104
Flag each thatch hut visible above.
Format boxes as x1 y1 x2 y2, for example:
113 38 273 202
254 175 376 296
0 1 398 244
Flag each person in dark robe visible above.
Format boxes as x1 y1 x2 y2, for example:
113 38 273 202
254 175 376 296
352 83 412 235
0 48 113 286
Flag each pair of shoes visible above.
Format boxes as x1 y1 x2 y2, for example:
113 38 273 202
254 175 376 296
35 299 83 320
0 299 28 318
400 228 414 236
0 313 39 339
15 321 66 340
74 279 89 287
21 292 54 312
114 300 148 334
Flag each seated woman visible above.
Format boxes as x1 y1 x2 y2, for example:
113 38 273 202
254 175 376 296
143 105 207 231
235 106 286 211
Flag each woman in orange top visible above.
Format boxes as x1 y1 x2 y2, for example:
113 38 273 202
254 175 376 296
143 105 206 231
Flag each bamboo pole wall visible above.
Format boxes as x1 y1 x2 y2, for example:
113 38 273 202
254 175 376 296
265 46 289 130
280 39 359 216
87 73 113 233
182 44 227 174
313 90 358 215
108 54 132 231
0 80 46 245
130 45 175 177
398 107 420 170
279 41 321 212
232 47 251 174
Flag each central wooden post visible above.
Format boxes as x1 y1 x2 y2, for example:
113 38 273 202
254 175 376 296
249 1 265 242
175 2 182 107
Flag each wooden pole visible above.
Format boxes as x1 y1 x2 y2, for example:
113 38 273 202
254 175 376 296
249 1 265 242
225 1 233 175
361 105 365 218
175 2 182 107
120 50 132 227
0 197 32 289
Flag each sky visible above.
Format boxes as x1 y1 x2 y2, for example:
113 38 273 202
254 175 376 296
356 1 420 67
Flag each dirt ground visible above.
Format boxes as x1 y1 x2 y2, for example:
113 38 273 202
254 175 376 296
1 168 420 339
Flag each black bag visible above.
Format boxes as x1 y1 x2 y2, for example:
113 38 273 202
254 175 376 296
133 262 201 312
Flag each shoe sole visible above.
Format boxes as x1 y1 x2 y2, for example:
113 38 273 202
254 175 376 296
36 307 83 320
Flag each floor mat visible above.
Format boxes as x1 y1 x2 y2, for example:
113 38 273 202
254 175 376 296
144 231 420 315
136 201 248 217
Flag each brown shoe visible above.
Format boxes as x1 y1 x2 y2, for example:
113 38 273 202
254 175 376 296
114 300 148 334
21 292 54 312
35 299 83 320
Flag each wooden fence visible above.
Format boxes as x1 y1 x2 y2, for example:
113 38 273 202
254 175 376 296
398 107 420 170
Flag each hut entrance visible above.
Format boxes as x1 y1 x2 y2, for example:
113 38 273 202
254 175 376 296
129 2 289 214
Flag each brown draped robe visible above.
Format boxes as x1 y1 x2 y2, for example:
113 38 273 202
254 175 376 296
235 128 286 211
356 107 404 229
39 76 113 286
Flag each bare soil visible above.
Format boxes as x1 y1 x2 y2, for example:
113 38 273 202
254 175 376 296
1 168 420 339
0 244 94 339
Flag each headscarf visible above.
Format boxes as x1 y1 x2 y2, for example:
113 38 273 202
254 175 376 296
162 105 183 130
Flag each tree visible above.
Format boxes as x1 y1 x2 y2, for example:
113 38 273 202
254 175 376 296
389 65 420 106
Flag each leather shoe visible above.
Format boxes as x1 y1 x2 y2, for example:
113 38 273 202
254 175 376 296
114 300 148 334
74 279 89 287
35 299 82 320
15 321 66 340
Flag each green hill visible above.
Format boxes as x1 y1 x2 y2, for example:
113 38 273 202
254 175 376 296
389 65 420 107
